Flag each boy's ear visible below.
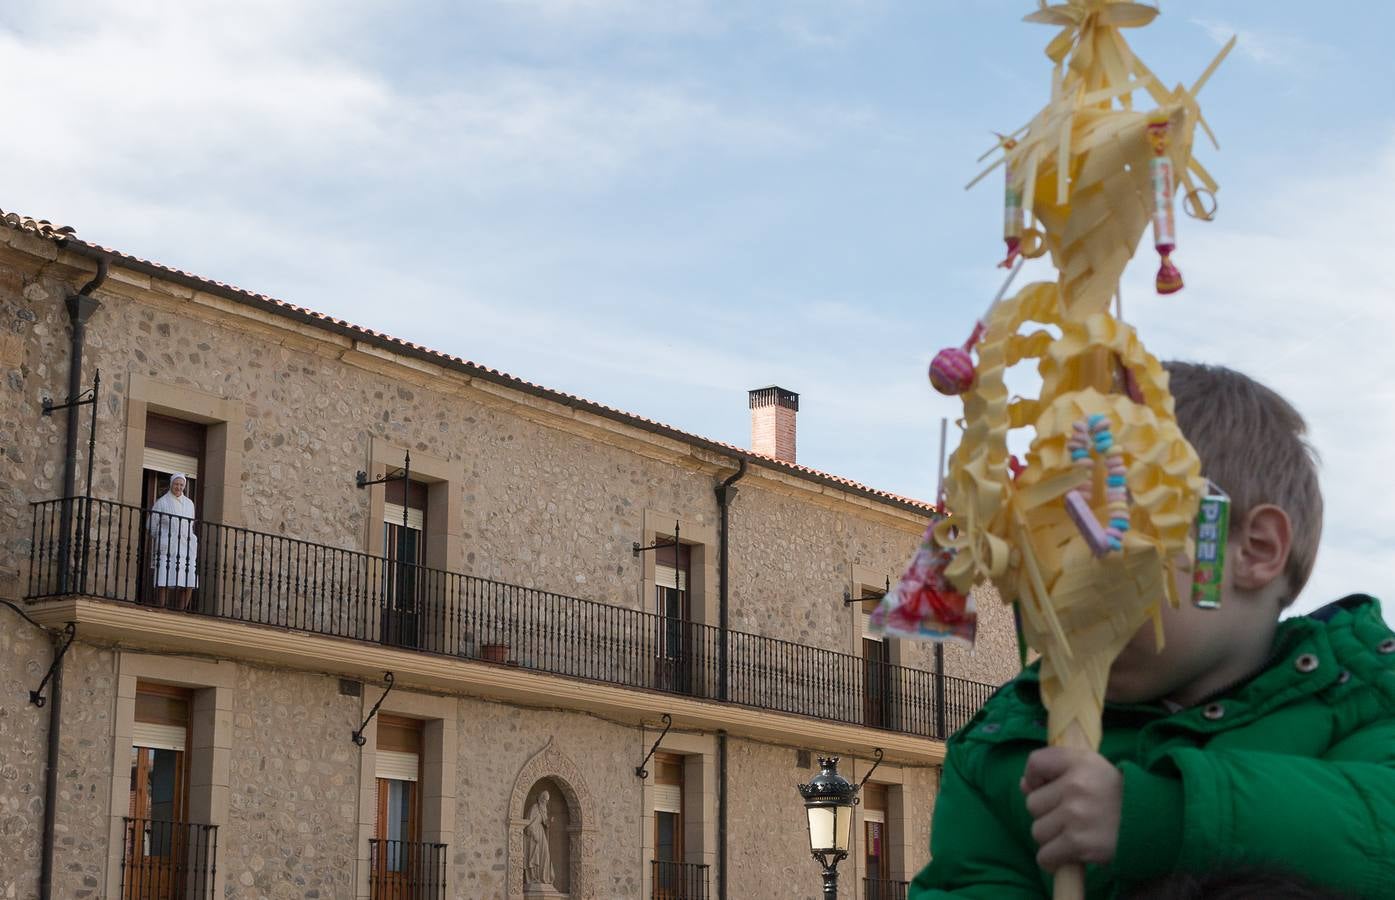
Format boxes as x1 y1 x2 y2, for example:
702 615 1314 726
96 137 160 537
1231 504 1292 593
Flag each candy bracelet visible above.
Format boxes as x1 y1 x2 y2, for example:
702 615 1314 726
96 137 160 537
1063 415 1130 556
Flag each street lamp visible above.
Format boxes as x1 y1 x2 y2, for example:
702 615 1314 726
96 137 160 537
797 756 858 899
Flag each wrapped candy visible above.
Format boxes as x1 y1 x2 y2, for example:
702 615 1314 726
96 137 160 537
867 517 977 645
1001 138 1023 268
1148 116 1184 294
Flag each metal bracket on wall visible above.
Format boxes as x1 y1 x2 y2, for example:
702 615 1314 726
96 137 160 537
843 576 891 607
30 623 76 708
857 747 885 795
633 520 680 558
351 671 395 746
634 713 674 778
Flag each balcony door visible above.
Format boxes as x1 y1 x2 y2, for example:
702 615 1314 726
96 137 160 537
653 753 686 899
373 715 422 900
654 541 692 695
382 480 427 648
139 415 205 606
126 686 191 900
861 593 893 728
863 784 892 899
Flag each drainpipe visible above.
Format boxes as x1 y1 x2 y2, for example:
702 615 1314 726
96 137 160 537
715 459 746 703
37 630 68 900
713 459 746 900
41 246 106 900
54 248 106 594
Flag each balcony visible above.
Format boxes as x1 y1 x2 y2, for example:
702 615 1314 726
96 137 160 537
27 497 996 740
368 839 447 900
652 860 709 900
864 877 910 900
119 817 217 899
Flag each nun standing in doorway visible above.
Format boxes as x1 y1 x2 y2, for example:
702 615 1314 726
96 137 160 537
148 473 198 610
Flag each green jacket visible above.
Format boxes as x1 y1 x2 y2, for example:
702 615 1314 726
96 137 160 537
910 595 1395 899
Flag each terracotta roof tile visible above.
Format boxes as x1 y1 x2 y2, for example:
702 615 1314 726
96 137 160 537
0 208 76 242
2 208 935 514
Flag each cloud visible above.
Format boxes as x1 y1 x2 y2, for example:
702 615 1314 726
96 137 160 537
0 0 837 226
1191 17 1333 68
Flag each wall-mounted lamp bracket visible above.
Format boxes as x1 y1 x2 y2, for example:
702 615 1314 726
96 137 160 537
635 713 674 778
30 623 76 707
857 748 885 795
357 450 411 490
843 576 892 607
633 520 680 558
351 671 395 746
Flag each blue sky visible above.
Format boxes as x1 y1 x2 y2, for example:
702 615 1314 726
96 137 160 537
3 1 1391 619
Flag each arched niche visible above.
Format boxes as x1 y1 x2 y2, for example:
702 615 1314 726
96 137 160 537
507 739 596 899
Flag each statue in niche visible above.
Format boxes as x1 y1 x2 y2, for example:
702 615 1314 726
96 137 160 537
523 789 554 887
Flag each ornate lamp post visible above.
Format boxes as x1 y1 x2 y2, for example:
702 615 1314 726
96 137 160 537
797 756 858 899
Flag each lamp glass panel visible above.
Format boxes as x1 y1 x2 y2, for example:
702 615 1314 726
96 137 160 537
806 806 836 852
834 803 854 853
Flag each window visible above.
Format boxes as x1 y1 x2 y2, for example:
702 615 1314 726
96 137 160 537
373 715 423 899
141 415 207 611
653 753 686 899
382 480 428 648
654 541 693 694
861 587 894 728
863 784 891 899
126 684 192 899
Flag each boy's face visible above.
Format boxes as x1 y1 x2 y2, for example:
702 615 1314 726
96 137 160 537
1105 538 1280 706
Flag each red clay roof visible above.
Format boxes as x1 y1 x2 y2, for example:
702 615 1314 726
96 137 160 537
2 209 935 515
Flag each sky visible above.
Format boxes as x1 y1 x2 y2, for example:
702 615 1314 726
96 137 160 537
2 1 1391 622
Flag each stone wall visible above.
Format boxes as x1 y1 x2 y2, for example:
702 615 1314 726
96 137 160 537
226 666 362 897
0 235 1020 693
1 640 942 899
0 611 52 899
0 229 1013 898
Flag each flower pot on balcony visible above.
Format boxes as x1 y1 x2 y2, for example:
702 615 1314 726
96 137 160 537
481 642 511 664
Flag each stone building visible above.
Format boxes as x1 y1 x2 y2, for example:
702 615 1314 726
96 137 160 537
0 211 1017 900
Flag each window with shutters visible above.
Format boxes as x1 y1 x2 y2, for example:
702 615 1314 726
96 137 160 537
863 783 888 883
653 753 685 899
125 683 193 899
372 715 423 899
382 480 428 649
861 586 894 729
654 540 694 695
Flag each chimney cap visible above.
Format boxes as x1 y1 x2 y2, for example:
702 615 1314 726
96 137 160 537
748 386 799 411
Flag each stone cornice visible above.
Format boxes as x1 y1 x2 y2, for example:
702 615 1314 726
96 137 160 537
29 597 946 766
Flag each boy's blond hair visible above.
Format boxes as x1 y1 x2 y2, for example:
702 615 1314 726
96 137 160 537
1163 361 1323 604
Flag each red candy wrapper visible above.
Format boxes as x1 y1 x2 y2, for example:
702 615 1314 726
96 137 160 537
867 519 977 645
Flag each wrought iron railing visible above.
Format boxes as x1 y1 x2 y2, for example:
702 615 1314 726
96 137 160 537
368 839 447 900
652 860 710 900
864 877 910 900
28 497 997 738
119 817 217 899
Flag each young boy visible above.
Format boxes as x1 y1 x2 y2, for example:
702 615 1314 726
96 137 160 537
909 362 1394 899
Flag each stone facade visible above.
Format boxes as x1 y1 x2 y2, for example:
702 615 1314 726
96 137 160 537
0 223 1020 899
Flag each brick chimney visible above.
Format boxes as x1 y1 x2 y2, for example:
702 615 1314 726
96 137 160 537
749 386 799 463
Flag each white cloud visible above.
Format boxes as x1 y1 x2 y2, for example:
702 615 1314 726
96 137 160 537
1191 17 1333 68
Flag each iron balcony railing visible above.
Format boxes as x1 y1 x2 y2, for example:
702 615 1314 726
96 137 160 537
368 839 447 900
652 860 710 900
864 877 910 900
28 497 997 739
119 817 217 899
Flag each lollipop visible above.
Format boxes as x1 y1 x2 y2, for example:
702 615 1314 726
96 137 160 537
928 259 1024 396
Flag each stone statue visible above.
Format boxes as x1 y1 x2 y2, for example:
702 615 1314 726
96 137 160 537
523 790 554 886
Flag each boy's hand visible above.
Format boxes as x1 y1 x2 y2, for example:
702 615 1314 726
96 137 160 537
1020 747 1123 871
